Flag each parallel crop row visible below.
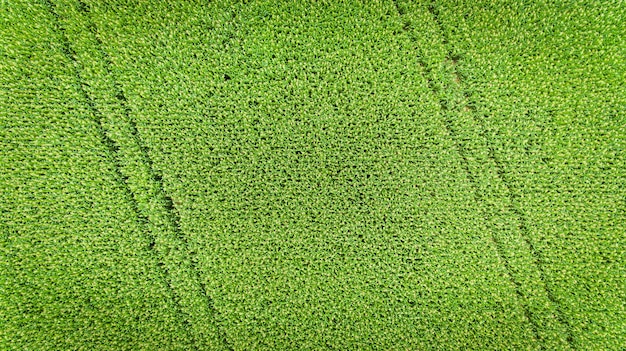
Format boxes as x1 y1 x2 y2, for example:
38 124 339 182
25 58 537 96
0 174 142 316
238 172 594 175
396 1 573 349
2 0 623 349
432 0 626 348
0 1 193 349
50 0 228 349
75 0 539 349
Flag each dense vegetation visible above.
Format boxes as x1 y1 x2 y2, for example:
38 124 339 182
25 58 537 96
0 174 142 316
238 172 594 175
2 0 624 349
0 1 195 348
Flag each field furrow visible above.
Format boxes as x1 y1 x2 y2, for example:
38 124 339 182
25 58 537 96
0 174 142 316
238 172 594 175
1 1 196 349
395 2 573 348
71 0 541 349
2 0 624 349
48 1 229 348
431 1 626 348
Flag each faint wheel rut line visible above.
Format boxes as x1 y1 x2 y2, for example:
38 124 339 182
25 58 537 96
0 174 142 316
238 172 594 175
411 46 546 351
46 1 233 349
423 2 575 348
77 1 234 349
484 140 575 348
394 0 542 348
39 0 197 345
427 73 544 349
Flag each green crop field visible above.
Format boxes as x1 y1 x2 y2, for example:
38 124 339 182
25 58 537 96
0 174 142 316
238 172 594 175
1 0 624 349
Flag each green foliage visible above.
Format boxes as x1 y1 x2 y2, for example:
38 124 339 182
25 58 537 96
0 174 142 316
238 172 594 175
2 0 623 349
0 1 193 349
428 1 626 349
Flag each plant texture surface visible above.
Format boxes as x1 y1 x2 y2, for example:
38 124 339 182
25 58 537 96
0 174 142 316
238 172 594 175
1 0 624 350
